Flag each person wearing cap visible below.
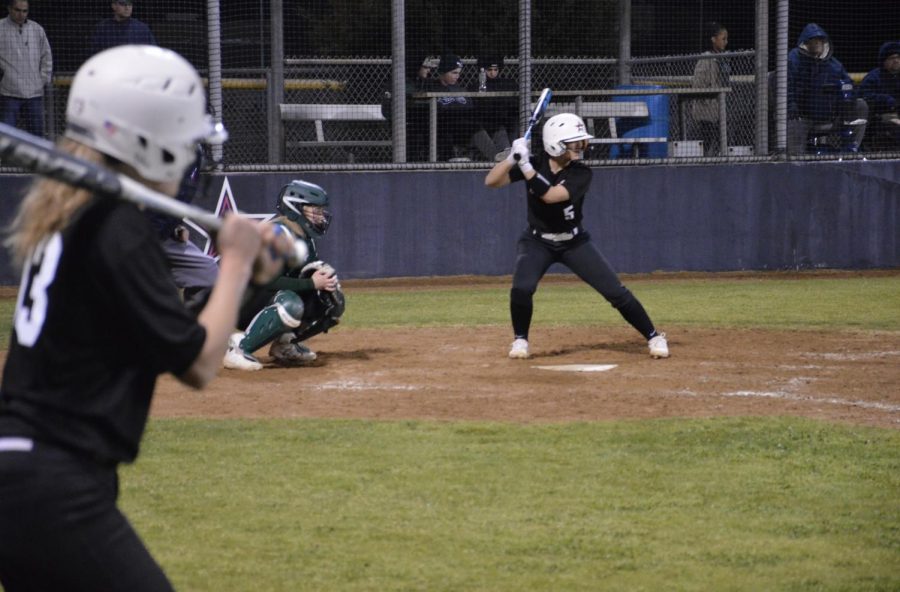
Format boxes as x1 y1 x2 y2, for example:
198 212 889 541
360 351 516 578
859 41 900 151
90 0 157 56
425 53 479 161
469 55 518 161
0 0 53 138
786 23 867 154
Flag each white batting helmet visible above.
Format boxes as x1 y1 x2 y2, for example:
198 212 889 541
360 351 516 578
542 113 594 157
65 45 227 183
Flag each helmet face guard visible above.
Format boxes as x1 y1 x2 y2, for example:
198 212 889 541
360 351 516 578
65 45 228 183
542 113 594 157
276 180 332 238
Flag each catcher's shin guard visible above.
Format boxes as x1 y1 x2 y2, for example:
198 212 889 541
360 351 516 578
240 290 305 353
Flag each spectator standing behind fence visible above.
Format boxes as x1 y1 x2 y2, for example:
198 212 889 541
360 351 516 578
859 41 900 151
469 55 517 161
787 23 867 154
91 0 156 55
0 0 52 138
691 22 729 156
425 53 479 161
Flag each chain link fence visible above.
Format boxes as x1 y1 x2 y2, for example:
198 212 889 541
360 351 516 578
13 0 900 170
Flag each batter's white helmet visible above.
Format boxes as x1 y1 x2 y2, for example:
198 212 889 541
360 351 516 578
65 45 227 183
542 113 594 157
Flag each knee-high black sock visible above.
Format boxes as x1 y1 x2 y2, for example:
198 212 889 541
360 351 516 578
510 299 533 340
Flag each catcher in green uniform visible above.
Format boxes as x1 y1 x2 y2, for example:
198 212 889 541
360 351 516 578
224 180 345 370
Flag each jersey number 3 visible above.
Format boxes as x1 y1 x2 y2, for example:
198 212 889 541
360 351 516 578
15 233 63 347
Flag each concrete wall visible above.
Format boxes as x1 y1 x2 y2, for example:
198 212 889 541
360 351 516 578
0 160 897 283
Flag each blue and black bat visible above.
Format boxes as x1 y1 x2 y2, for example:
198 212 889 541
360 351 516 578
514 87 552 161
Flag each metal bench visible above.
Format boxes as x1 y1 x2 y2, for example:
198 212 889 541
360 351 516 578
279 103 391 150
544 101 666 148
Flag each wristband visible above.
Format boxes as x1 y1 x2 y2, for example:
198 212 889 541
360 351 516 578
525 172 551 197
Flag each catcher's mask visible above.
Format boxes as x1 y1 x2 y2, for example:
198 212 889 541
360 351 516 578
276 180 332 239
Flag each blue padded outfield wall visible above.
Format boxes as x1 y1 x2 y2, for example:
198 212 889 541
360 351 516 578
0 160 897 283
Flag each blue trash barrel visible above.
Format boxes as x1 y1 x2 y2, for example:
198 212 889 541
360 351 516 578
609 85 669 159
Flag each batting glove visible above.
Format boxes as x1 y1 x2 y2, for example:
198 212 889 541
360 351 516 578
511 137 534 174
511 137 529 161
504 142 519 164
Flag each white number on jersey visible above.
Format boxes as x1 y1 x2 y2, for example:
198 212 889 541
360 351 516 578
15 233 63 347
563 204 575 220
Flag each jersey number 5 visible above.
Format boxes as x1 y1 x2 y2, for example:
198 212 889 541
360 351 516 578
15 233 63 347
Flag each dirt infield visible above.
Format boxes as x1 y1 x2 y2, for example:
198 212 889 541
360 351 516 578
151 275 900 430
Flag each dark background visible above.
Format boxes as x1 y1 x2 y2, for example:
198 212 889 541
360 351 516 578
33 1 898 75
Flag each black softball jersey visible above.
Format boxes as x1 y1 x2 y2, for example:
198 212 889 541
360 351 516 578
508 154 593 234
0 196 206 465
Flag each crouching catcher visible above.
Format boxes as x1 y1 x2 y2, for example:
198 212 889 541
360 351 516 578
224 180 345 370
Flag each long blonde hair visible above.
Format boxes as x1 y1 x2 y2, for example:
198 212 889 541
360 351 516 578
4 139 108 266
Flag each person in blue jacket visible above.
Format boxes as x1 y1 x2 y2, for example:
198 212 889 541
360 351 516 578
859 41 900 151
787 23 867 154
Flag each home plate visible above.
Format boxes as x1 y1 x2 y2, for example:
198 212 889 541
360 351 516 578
533 364 618 372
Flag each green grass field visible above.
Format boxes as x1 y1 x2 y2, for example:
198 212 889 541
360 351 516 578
125 418 899 591
338 274 900 331
3 273 900 590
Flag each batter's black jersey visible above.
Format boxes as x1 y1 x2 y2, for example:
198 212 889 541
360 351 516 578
0 196 206 465
508 154 593 234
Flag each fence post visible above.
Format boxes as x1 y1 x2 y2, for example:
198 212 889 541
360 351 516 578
44 82 55 141
618 0 632 86
391 0 407 163
518 0 532 133
268 0 285 164
775 0 788 155
206 0 225 167
755 0 769 155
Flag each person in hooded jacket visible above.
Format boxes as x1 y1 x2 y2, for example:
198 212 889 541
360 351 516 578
787 23 867 154
468 55 518 161
859 41 900 151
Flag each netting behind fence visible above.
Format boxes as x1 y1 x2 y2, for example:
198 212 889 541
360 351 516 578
12 1 900 169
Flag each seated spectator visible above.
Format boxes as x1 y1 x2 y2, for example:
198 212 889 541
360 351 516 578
91 0 157 56
425 53 479 161
381 54 436 162
691 22 730 156
468 55 517 161
859 41 900 151
787 23 867 154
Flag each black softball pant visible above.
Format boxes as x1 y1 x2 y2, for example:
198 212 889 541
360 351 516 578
0 441 175 592
510 231 656 340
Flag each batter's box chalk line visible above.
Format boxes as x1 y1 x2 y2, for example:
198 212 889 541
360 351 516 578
532 364 618 373
801 350 900 361
722 390 900 413
314 380 419 391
